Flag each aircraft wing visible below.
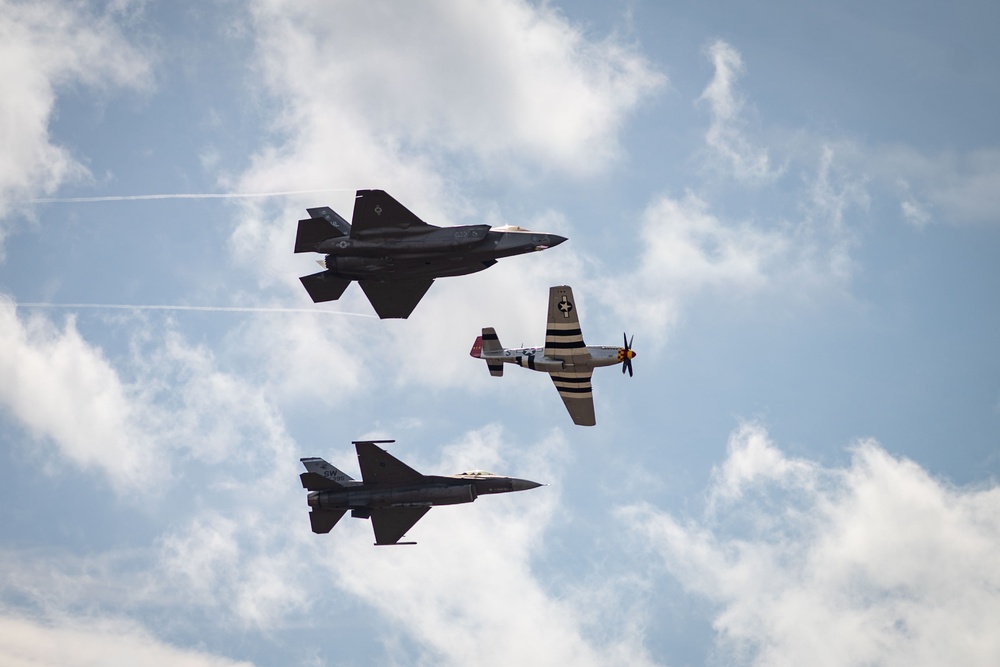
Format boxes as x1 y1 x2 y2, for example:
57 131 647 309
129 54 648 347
371 507 431 545
543 285 591 362
355 441 425 485
350 189 434 238
549 369 596 426
358 279 433 319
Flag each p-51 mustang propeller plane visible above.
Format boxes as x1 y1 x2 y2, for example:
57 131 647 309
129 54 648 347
295 189 567 318
301 440 542 545
470 285 636 426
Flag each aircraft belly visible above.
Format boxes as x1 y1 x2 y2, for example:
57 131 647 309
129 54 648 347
325 256 493 281
314 484 476 510
505 354 562 372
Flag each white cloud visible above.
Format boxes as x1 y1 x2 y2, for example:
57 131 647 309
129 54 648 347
247 0 663 180
698 40 778 185
617 191 789 333
0 613 257 667
0 0 151 252
621 424 1000 666
155 507 313 629
877 146 1000 226
0 299 161 488
0 299 298 491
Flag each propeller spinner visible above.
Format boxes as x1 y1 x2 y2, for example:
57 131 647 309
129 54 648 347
621 333 636 377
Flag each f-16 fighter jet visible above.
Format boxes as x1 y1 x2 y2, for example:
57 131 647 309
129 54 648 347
294 189 567 318
470 285 636 427
300 440 542 545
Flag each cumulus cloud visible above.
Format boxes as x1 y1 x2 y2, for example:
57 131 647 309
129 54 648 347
0 299 297 491
0 613 257 667
615 191 799 334
0 0 151 252
247 0 663 179
698 40 778 184
0 299 161 488
621 424 1000 667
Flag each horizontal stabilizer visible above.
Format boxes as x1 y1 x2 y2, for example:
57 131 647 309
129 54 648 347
480 328 504 376
300 271 352 303
309 509 346 534
295 216 344 253
300 471 342 491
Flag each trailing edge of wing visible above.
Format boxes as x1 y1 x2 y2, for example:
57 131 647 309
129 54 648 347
358 279 433 319
371 507 430 545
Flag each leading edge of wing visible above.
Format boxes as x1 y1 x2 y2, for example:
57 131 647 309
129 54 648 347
358 279 433 319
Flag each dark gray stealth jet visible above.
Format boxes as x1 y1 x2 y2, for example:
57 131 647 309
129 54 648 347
300 440 543 545
294 189 567 318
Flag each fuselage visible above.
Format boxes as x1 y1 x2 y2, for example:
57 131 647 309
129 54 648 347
483 345 627 373
316 227 565 281
307 474 540 511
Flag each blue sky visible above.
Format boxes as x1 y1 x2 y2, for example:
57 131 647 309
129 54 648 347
1 1 999 665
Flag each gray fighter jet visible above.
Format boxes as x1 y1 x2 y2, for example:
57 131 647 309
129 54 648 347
294 189 567 318
300 440 542 545
470 285 636 427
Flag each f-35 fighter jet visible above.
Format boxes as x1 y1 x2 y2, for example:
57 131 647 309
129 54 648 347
301 440 542 545
470 285 636 427
294 189 567 318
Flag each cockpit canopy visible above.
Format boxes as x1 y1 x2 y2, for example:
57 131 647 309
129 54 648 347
489 224 533 233
455 469 500 478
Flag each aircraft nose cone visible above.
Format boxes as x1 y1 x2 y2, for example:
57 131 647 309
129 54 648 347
511 478 543 492
548 234 568 247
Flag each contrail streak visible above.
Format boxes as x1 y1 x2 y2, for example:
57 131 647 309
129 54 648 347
16 302 375 318
25 189 352 204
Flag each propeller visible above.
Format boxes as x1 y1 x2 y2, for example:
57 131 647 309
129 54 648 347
621 332 636 377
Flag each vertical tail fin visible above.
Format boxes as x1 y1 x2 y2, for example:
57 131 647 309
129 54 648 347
306 206 352 236
300 457 357 485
